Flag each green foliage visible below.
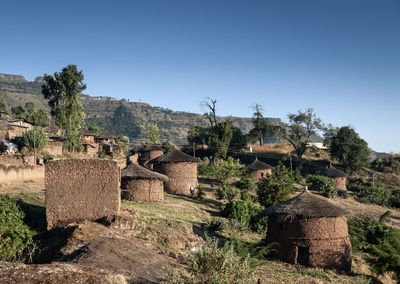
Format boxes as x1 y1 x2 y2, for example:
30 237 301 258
0 195 36 262
42 64 85 137
216 183 237 201
278 108 324 159
11 105 26 119
23 126 49 153
291 168 306 185
147 123 160 144
357 186 393 207
214 157 244 185
329 126 370 172
196 186 205 200
27 108 49 127
24 102 36 114
167 236 253 284
247 104 274 146
221 200 267 234
257 162 294 208
337 190 349 198
88 124 101 135
306 175 337 198
379 210 392 223
348 217 400 279
206 218 226 234
63 132 83 152
240 190 258 203
0 101 6 111
162 140 174 152
372 156 400 175
235 175 257 191
116 135 130 154
198 162 216 177
208 121 234 160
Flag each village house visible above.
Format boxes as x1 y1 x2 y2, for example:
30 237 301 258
96 131 117 156
321 165 348 190
129 144 165 168
43 133 64 157
247 158 274 182
262 190 352 271
78 128 99 157
121 163 168 202
150 149 201 196
5 120 33 139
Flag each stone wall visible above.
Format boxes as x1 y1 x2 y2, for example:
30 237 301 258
250 169 272 182
44 141 63 156
45 159 120 230
122 178 164 202
0 164 44 184
334 177 347 190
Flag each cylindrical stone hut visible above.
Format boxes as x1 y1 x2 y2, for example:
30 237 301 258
121 163 168 202
149 149 201 196
262 190 352 271
322 165 348 190
247 159 274 182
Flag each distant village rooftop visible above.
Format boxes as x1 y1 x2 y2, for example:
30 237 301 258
121 163 169 182
149 149 201 164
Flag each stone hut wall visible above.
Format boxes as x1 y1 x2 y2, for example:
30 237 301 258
0 164 44 184
45 159 120 230
122 177 164 202
334 177 347 190
250 169 272 182
128 154 139 165
153 162 198 196
266 216 351 271
44 141 63 156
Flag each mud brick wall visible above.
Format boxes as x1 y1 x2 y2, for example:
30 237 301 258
0 164 44 184
45 159 120 230
122 177 164 202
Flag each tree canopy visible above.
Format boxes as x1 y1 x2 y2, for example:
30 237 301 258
329 126 370 172
147 123 160 144
22 126 49 155
248 104 274 146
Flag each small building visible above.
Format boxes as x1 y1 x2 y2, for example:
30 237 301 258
262 190 352 271
82 142 99 157
134 145 166 167
121 163 168 202
79 128 96 143
44 134 64 156
322 165 348 190
247 158 274 182
7 119 33 129
149 149 201 196
0 111 10 120
44 124 62 135
96 130 116 144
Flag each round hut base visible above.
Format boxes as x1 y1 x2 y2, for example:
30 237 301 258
122 178 164 202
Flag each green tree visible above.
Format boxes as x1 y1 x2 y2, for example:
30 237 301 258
187 125 209 145
248 104 274 145
329 126 370 172
22 126 49 159
0 101 6 112
116 135 130 154
162 140 174 152
27 109 49 127
24 102 36 114
147 123 160 144
257 162 294 208
88 124 101 135
42 65 86 152
11 106 26 119
208 121 233 160
278 108 324 159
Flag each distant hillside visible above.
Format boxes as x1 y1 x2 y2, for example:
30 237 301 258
0 72 281 144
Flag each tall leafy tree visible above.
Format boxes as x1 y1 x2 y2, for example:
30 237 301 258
24 102 36 114
27 109 49 127
208 121 234 160
23 126 49 160
278 108 324 159
11 106 26 119
248 104 273 145
329 126 370 172
147 123 160 144
42 65 86 151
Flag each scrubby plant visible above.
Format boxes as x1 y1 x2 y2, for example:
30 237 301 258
306 175 337 198
240 190 258 203
291 168 306 185
196 186 205 200
357 186 393 207
215 183 237 201
257 162 294 208
235 175 257 191
167 236 253 284
206 218 226 234
337 190 348 198
0 195 36 262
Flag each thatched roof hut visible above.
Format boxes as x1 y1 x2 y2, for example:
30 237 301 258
247 159 274 182
262 190 352 271
96 131 116 142
121 163 168 202
321 165 348 190
149 149 201 196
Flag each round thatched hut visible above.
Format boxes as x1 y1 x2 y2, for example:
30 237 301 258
121 163 168 202
247 159 274 182
322 165 348 190
262 190 352 271
149 149 201 196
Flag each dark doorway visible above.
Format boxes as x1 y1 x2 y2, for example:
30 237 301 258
297 246 309 266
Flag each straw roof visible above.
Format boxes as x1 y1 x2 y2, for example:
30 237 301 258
248 159 274 171
140 145 165 152
97 130 115 140
44 124 62 134
149 149 201 164
322 166 348 178
261 190 348 220
121 163 169 181
78 128 96 136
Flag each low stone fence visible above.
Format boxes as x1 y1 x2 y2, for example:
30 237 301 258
0 164 45 184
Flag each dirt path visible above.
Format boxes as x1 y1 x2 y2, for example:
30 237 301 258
0 179 45 194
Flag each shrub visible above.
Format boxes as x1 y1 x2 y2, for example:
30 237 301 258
206 218 226 234
0 195 36 262
235 175 257 191
292 168 306 185
257 162 294 208
240 190 258 203
215 183 236 201
196 186 205 200
337 190 348 198
306 175 337 198
167 236 253 283
357 186 393 207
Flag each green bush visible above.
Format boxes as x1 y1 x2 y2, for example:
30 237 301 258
215 183 237 201
240 190 258 203
167 236 253 283
0 195 36 262
257 162 294 208
357 186 393 207
337 190 349 198
206 218 226 234
196 186 205 200
306 175 337 198
235 175 257 191
292 168 306 185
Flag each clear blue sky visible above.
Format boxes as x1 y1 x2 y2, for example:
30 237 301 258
1 0 399 152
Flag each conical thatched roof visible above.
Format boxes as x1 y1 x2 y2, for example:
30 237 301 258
97 130 115 140
121 163 169 182
248 159 274 171
149 149 201 164
322 166 348 178
78 128 96 136
261 190 348 220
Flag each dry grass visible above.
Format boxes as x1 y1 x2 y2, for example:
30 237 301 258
250 143 331 161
